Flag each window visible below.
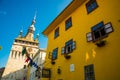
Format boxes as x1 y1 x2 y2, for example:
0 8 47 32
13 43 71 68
54 27 59 38
86 22 113 42
42 68 51 78
11 50 14 58
35 67 40 78
23 65 26 69
86 0 98 14
15 40 18 42
65 39 73 53
18 52 21 57
35 58 38 63
84 64 95 80
92 21 105 41
61 39 76 54
65 17 72 30
15 51 17 58
52 48 58 60
10 75 13 79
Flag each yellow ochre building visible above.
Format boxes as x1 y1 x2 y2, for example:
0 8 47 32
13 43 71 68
42 0 120 80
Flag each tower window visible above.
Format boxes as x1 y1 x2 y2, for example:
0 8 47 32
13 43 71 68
86 0 98 14
54 27 59 38
65 17 72 30
15 51 17 58
84 64 95 80
15 40 18 42
18 52 21 57
11 50 14 58
23 65 26 69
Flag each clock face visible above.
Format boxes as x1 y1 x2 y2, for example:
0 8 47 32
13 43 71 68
28 47 32 53
12 45 22 52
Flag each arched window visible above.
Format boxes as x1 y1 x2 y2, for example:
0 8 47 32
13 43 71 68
18 52 21 58
15 51 17 58
32 54 33 58
11 50 14 58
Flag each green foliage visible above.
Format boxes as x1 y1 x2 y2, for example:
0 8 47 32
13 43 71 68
0 46 2 50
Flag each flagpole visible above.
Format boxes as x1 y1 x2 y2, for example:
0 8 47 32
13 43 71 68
22 46 42 79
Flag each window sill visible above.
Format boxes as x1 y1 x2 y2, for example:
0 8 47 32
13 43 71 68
64 54 71 59
65 25 72 31
54 35 59 39
51 60 55 65
95 40 106 47
93 34 108 42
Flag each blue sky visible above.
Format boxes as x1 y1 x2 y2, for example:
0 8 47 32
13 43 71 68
0 0 72 68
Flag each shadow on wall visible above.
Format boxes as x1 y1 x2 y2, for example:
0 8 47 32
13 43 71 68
1 67 27 80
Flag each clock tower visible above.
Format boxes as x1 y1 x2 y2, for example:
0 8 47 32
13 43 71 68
2 14 40 80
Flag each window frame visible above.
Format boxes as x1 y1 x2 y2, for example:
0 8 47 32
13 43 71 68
61 39 76 54
86 21 114 42
54 27 59 39
65 39 73 54
42 68 51 78
91 21 107 42
86 0 98 14
84 64 95 80
65 17 72 30
52 48 58 60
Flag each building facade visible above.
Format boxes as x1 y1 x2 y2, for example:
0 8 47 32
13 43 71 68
27 49 46 80
2 15 40 80
42 0 120 80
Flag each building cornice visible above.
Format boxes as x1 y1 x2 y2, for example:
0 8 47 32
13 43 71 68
42 0 86 36
15 38 39 43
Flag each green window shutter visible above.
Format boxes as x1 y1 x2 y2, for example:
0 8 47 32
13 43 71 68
22 47 26 55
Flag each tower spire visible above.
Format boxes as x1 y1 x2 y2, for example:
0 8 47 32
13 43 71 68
32 11 37 26
29 12 37 32
34 11 37 21
18 29 23 38
35 33 39 42
24 12 37 41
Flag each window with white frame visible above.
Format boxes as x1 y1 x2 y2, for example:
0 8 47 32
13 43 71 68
66 39 73 53
61 39 76 54
86 22 114 42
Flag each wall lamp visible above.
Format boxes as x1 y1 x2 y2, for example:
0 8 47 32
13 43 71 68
57 66 61 74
